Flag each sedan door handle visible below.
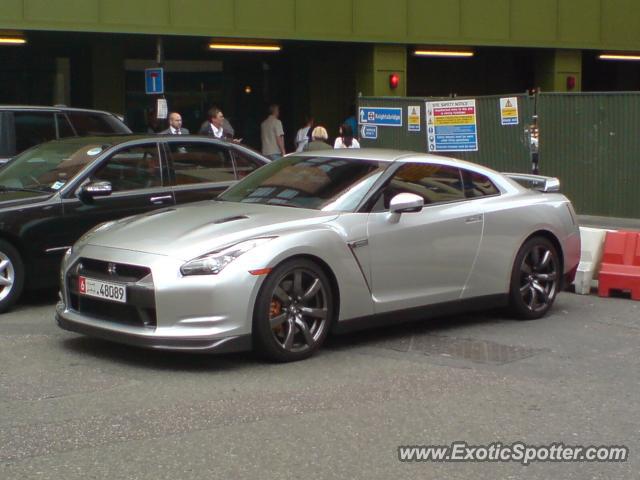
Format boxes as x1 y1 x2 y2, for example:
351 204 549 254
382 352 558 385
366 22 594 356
465 215 482 224
150 195 173 204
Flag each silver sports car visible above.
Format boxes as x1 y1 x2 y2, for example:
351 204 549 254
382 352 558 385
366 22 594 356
56 149 580 361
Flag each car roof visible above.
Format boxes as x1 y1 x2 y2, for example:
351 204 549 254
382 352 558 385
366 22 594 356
0 105 119 116
295 148 485 167
47 134 269 159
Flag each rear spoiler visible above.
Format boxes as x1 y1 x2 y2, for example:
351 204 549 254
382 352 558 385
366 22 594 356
503 173 560 193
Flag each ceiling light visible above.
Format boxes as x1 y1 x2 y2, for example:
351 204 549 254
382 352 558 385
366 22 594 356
599 53 640 61
413 49 474 58
0 37 26 45
208 43 281 52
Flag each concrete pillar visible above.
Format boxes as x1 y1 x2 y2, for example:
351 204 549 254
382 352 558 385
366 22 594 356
54 58 70 106
356 44 407 97
536 49 582 92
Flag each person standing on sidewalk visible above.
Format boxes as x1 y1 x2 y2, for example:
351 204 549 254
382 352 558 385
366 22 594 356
334 124 360 149
294 115 314 152
160 112 189 135
261 104 286 160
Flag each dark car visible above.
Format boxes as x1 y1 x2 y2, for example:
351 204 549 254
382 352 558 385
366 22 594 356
0 106 132 164
0 134 269 312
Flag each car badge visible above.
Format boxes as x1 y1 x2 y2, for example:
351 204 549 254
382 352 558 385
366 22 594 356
107 263 117 276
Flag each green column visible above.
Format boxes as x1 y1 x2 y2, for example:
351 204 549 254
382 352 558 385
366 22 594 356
357 44 407 97
536 49 582 92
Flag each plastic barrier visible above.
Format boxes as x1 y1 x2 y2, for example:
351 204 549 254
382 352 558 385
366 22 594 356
598 231 640 300
573 227 612 294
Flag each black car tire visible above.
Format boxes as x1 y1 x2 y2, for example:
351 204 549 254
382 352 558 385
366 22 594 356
253 258 334 362
509 236 560 320
0 239 24 313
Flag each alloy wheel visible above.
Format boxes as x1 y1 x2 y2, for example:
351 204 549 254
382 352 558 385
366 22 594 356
268 267 329 353
518 244 558 313
0 252 15 302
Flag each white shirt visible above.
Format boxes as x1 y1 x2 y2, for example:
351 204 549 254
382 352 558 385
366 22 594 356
334 137 360 149
170 127 182 135
211 123 223 139
295 126 311 152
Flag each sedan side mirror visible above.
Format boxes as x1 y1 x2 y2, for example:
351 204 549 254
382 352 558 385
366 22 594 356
80 181 112 199
389 192 424 214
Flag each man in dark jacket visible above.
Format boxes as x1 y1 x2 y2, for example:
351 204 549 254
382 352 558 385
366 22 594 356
160 112 189 135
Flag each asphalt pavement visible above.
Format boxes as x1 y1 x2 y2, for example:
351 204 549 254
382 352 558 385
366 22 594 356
0 289 638 479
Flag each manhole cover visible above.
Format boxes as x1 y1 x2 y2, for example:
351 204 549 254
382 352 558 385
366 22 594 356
381 335 546 365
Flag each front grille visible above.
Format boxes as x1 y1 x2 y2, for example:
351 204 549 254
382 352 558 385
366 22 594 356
67 258 156 329
78 258 151 282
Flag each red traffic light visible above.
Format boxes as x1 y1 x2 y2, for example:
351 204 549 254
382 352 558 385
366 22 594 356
389 73 400 89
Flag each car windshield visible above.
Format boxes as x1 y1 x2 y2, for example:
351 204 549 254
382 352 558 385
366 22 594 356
0 141 110 192
219 155 388 212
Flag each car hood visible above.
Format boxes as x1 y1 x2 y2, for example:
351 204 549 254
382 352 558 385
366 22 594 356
87 201 338 259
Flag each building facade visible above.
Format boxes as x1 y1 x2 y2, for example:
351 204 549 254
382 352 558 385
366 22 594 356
1 0 639 148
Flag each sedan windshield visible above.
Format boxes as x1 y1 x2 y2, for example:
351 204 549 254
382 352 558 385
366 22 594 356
0 141 109 192
219 155 388 212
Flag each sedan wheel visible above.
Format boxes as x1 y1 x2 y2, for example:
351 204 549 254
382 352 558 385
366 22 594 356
254 259 333 361
510 237 560 319
0 239 24 313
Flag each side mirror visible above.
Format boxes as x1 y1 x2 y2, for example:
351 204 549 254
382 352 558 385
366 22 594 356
81 181 112 199
389 192 424 214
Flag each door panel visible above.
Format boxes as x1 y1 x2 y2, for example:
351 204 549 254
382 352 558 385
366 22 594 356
365 162 483 312
166 141 236 204
61 142 175 247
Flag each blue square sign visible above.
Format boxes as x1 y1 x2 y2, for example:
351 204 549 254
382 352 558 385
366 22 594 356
145 68 164 95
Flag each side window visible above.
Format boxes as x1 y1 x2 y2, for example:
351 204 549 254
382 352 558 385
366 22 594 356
462 169 500 198
14 112 56 153
168 142 235 185
66 112 129 135
232 150 263 179
371 163 465 212
56 113 75 138
92 143 162 192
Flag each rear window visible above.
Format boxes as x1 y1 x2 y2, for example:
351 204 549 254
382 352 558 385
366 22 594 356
66 111 130 135
462 170 500 198
14 111 57 153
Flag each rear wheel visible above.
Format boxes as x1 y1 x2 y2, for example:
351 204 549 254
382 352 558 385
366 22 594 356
0 239 24 313
253 259 333 362
509 236 560 320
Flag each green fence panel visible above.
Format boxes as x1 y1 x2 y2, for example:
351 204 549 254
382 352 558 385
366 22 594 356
357 94 533 173
538 92 640 218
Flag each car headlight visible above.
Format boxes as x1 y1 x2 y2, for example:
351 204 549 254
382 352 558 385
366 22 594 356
180 237 275 276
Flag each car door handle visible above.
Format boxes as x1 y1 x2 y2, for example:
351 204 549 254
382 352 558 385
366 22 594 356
465 215 482 224
150 195 173 204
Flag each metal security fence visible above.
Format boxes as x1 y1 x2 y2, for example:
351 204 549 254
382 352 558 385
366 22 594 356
358 92 640 219
537 92 640 219
357 94 534 173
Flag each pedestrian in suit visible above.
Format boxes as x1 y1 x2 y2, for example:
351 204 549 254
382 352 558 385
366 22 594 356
160 112 189 135
199 107 241 142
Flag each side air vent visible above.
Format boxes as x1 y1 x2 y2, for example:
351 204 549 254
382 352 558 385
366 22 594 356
213 215 248 224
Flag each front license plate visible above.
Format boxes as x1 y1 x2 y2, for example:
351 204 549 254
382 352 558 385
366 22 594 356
78 276 127 303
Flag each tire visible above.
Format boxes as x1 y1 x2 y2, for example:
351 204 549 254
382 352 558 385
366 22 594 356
509 236 560 320
253 258 334 362
0 239 24 314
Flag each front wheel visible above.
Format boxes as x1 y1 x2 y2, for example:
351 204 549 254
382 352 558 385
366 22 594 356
0 239 24 314
253 259 334 362
509 237 560 320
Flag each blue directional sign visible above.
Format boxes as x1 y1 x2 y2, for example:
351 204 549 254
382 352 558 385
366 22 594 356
145 68 164 95
359 107 403 127
360 125 378 140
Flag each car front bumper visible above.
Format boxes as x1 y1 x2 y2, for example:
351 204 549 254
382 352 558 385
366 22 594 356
56 244 262 353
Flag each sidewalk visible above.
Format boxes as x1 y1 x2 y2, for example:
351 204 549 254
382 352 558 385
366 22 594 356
578 215 640 231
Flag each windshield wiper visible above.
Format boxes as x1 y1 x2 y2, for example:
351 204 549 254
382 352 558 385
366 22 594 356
0 185 50 194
